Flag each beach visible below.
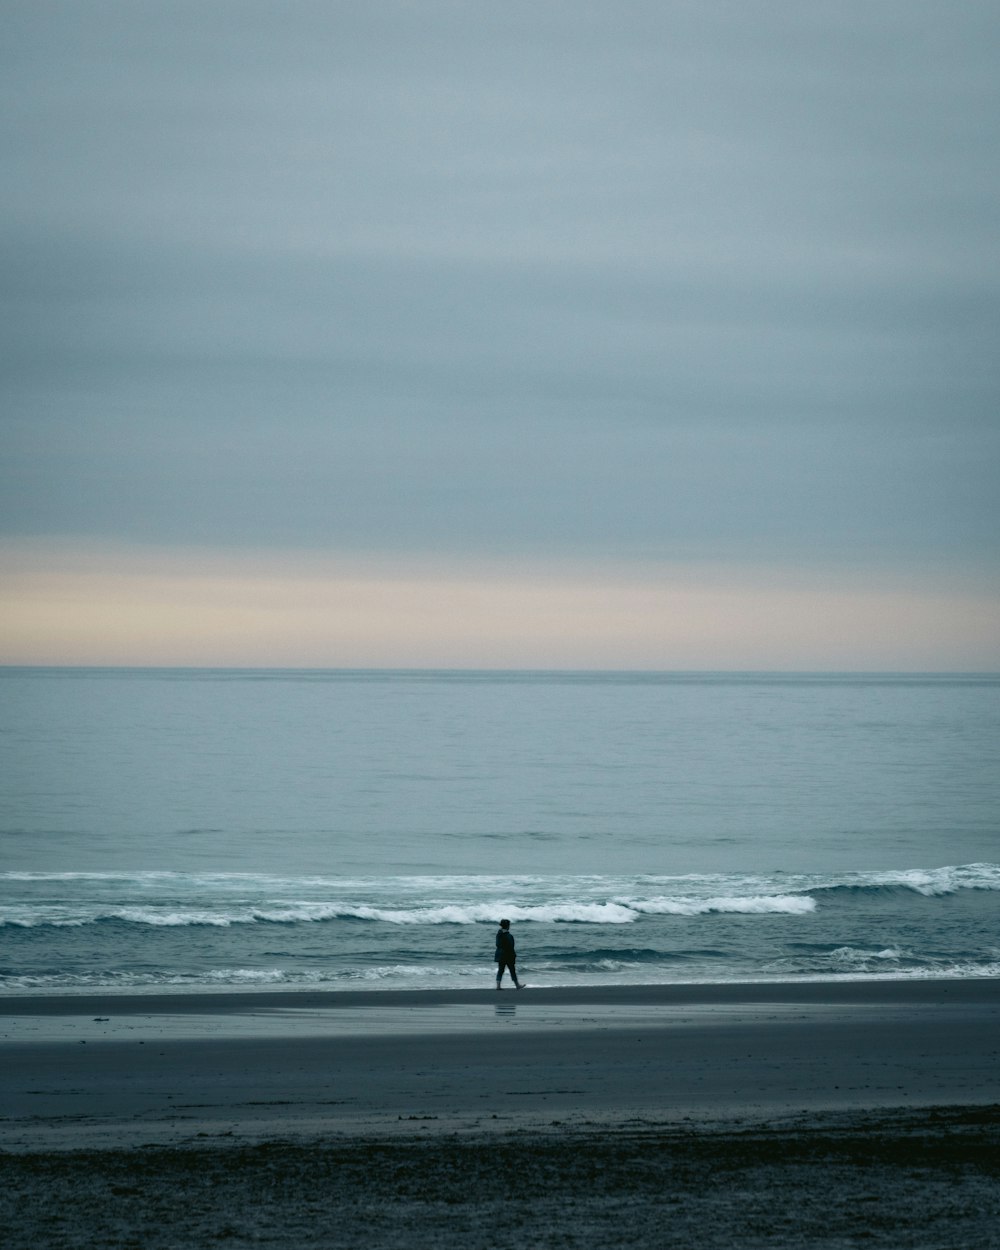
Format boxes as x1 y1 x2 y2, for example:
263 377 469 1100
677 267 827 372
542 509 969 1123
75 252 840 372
2 979 998 1246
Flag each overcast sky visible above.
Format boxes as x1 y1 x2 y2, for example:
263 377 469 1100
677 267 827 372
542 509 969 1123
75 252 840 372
2 1 998 667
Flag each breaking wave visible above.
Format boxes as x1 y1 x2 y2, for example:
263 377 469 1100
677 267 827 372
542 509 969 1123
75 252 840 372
808 864 1000 899
1 896 819 929
2 863 996 931
619 895 815 917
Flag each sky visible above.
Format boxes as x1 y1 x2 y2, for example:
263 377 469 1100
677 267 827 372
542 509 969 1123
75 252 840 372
2 1 998 669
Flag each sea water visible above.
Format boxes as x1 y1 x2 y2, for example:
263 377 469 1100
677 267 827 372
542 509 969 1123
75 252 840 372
1 668 997 993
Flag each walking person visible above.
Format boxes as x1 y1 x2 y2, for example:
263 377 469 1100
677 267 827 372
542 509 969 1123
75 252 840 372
495 918 524 989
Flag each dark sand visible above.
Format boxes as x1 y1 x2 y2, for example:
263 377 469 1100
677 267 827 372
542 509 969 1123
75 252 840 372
2 980 999 1247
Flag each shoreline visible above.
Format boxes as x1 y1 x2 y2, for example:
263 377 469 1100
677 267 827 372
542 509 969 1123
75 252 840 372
3 974 998 1017
3 977 999 1245
2 977 998 1153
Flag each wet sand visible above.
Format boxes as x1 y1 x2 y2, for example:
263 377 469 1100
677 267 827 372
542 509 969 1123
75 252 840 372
2 980 999 1246
2 979 998 1147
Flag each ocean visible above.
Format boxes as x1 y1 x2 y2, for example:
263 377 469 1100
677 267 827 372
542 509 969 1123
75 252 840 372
1 668 998 994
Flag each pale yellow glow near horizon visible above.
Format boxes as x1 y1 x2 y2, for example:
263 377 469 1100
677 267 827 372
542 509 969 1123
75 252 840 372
1 542 998 670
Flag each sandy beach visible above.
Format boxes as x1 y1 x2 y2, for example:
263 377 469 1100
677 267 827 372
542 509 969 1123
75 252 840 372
2 979 999 1147
1 979 999 1246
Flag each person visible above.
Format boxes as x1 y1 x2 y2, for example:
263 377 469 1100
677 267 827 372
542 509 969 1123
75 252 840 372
494 918 524 989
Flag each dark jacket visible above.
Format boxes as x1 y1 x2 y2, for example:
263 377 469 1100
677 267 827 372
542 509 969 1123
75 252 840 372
495 928 515 963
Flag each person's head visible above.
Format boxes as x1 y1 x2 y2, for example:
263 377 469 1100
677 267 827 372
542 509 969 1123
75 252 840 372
499 918 510 930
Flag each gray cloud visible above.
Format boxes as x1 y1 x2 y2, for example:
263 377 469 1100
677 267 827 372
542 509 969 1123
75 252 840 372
2 1 998 575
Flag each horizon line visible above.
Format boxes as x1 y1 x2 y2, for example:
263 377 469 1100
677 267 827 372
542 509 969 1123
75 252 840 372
2 664 997 678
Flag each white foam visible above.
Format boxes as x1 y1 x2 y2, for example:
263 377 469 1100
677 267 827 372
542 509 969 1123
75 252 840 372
3 863 997 931
327 901 641 925
830 945 904 964
0 900 639 927
620 894 817 917
812 863 1000 897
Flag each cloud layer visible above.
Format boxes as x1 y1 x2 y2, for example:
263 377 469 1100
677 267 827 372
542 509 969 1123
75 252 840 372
2 2 998 664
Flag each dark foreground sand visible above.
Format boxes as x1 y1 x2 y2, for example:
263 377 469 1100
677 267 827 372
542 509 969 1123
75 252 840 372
2 980 999 1247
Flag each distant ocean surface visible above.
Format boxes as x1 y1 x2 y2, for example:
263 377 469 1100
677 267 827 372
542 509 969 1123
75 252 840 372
1 668 998 994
